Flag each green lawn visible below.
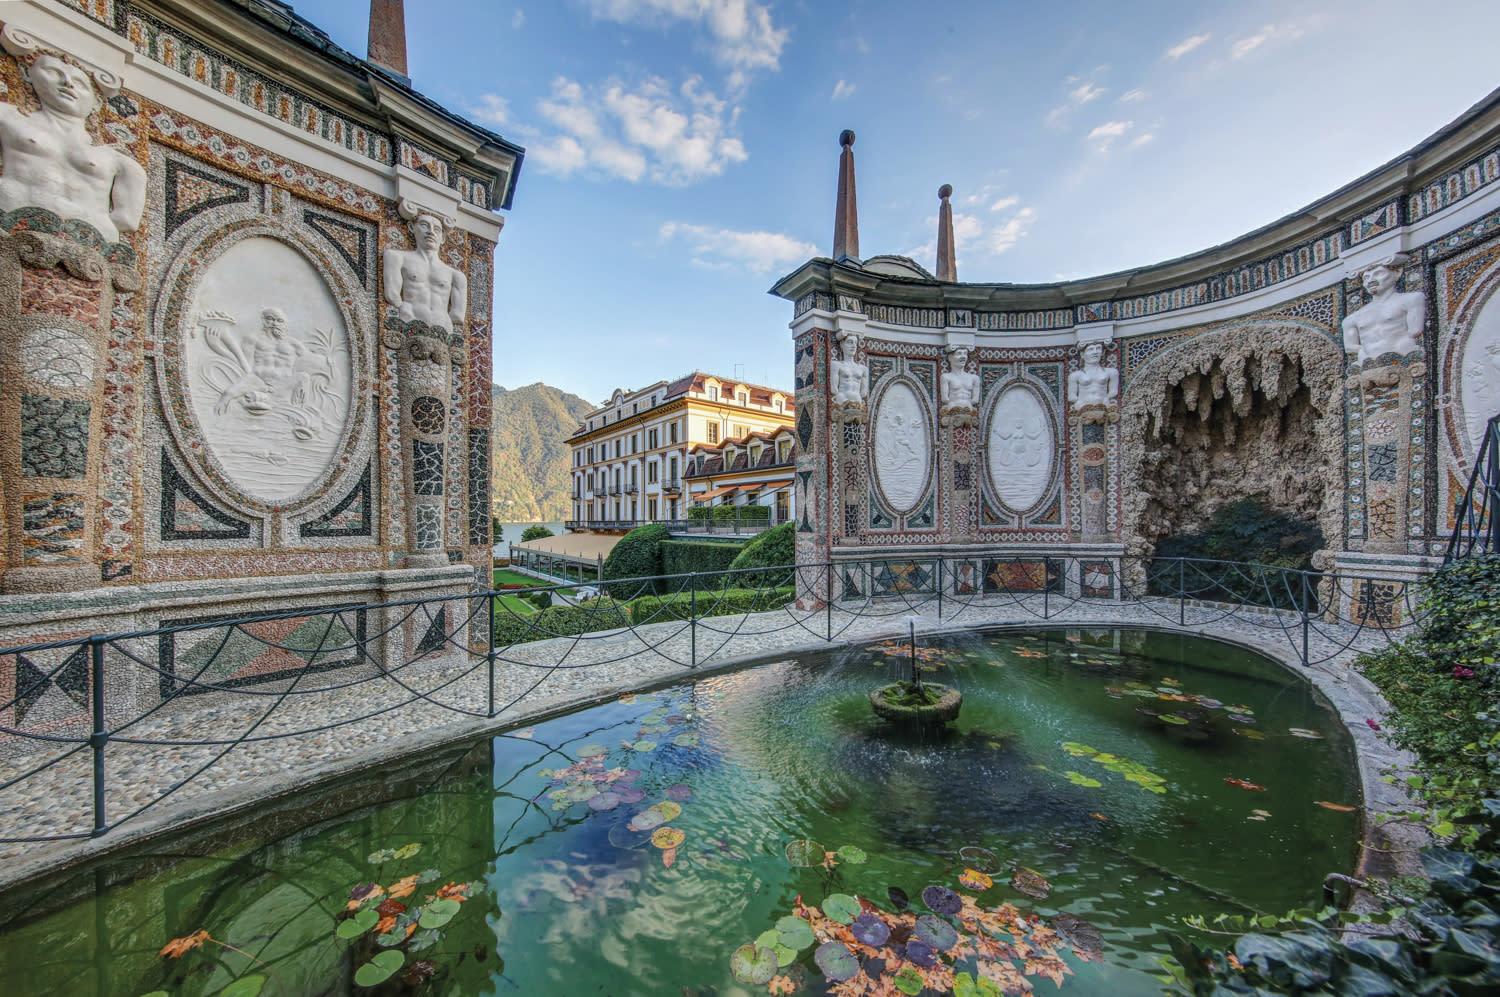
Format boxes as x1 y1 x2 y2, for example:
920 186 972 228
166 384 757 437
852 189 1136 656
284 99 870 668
494 593 539 617
493 568 545 587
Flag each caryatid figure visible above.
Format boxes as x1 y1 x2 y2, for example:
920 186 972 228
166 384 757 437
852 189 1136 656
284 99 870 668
1067 342 1119 424
940 346 981 427
830 330 869 423
0 53 145 241
1341 254 1425 369
383 201 468 334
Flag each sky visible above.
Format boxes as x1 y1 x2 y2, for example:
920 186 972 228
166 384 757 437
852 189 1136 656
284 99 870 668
285 0 1500 405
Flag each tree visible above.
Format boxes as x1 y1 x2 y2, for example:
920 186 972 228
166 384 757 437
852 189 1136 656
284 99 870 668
520 525 554 542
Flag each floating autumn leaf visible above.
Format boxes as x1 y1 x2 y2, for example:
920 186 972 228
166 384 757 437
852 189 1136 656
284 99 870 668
1011 867 1051 899
662 847 678 869
347 883 383 910
387 875 419 899
511 727 535 739
768 975 796 995
652 827 686 849
402 959 436 985
1289 728 1324 739
1014 648 1048 658
1315 801 1357 812
958 869 993 890
1224 777 1266 792
1089 812 1108 821
1051 913 1104 959
1161 677 1181 686
375 898 407 919
159 929 210 959
1234 728 1268 740
618 693 637 703
785 839 825 868
392 843 421 860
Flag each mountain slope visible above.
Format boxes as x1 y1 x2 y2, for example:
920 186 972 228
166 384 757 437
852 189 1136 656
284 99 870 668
490 382 594 522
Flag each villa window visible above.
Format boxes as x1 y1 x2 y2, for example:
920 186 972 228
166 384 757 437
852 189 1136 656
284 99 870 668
707 423 719 444
737 390 748 405
647 463 658 484
733 424 749 439
707 386 719 401
670 422 679 443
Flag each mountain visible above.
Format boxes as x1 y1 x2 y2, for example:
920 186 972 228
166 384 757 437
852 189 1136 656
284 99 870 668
489 382 594 522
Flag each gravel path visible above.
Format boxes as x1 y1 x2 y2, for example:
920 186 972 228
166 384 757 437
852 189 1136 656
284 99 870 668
0 592 1421 886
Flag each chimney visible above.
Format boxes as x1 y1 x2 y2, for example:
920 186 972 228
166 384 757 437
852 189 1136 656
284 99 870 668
936 184 956 281
368 0 409 82
832 129 859 262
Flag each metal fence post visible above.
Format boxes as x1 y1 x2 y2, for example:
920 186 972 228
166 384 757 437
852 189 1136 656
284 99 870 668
1043 569 1050 620
826 561 833 642
89 635 108 838
487 588 497 718
1178 559 1186 625
690 574 697 667
1300 572 1311 668
936 558 944 620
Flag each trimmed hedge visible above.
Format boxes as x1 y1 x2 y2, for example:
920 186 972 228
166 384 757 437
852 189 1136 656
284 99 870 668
602 523 669 595
727 521 794 589
661 539 745 576
627 586 795 625
687 505 771 523
492 596 629 646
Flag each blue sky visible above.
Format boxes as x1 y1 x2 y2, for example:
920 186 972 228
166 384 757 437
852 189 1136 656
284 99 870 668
288 0 1500 404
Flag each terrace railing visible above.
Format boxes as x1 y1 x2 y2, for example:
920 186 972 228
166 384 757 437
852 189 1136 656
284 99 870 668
0 553 1430 846
1447 412 1500 561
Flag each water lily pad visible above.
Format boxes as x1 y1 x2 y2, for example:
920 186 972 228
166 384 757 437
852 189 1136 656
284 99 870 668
628 809 666 832
887 886 910 910
406 929 441 952
921 885 962 915
1288 728 1323 739
354 950 404 987
822 893 862 924
1157 713 1190 726
850 912 891 946
618 787 646 804
914 914 960 951
893 965 925 994
630 740 658 752
903 939 937 967
1061 742 1098 757
1011 866 1050 899
731 944 778 985
785 839 825 867
959 847 1000 873
566 783 598 803
418 898 461 930
1195 697 1224 709
1065 771 1103 788
836 845 867 864
588 791 621 811
651 801 683 822
338 908 379 939
958 869 993 890
578 744 608 758
219 976 266 997
776 915 815 950
608 822 653 849
1228 714 1255 724
671 733 700 748
814 941 860 982
652 827 686 849
1052 913 1104 956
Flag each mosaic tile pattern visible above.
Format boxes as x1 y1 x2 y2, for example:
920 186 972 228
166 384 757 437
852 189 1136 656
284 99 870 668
158 609 367 698
160 451 251 541
300 465 373 539
1410 147 1500 223
303 209 371 287
22 493 86 564
467 429 490 547
20 266 102 324
20 395 90 479
411 396 446 435
19 326 94 388
413 504 442 549
163 159 250 236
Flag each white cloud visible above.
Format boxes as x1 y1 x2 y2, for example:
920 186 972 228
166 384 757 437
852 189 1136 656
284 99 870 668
1069 82 1106 104
583 0 788 77
907 205 1032 266
1166 33 1210 59
1087 120 1133 151
990 207 1034 254
1230 23 1302 59
1119 88 1146 103
1044 104 1071 130
831 79 856 101
659 221 819 273
531 75 748 184
989 195 1019 212
512 8 525 29
1130 132 1154 148
470 94 512 128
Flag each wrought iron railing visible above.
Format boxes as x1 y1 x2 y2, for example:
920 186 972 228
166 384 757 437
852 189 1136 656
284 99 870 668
0 553 1430 846
1448 412 1500 561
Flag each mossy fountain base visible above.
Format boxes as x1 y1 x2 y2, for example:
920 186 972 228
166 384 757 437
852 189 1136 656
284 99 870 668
870 682 962 727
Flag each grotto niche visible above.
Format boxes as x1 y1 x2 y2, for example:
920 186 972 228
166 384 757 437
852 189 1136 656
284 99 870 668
1119 324 1346 562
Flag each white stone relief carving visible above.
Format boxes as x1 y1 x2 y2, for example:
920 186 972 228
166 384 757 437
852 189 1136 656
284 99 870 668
988 385 1052 511
940 346 980 428
20 326 93 387
1067 342 1119 424
0 52 144 241
1342 254 1425 374
1460 289 1500 454
187 236 351 503
382 199 467 333
873 381 929 513
831 330 869 424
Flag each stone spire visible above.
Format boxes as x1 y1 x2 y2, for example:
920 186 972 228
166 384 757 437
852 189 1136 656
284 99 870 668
832 129 859 262
936 184 956 282
368 0 410 81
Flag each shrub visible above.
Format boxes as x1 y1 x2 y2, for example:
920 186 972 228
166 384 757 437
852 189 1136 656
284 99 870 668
601 523 669 596
520 524 554 542
687 506 712 522
627 586 795 625
492 596 629 646
728 522 795 589
661 540 745 576
526 590 553 612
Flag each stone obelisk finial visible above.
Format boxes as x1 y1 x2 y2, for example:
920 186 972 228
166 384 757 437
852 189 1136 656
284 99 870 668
936 184 957 282
368 0 410 81
832 129 860 262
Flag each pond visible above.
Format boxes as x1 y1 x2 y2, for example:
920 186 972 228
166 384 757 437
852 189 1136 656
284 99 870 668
0 627 1362 996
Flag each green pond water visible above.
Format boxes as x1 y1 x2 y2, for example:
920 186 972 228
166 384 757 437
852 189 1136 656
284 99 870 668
0 627 1362 996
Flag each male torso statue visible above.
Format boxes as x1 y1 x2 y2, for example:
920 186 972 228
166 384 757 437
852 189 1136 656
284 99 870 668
1067 342 1118 413
382 207 468 334
942 347 980 409
1341 256 1424 366
831 332 868 405
0 54 145 242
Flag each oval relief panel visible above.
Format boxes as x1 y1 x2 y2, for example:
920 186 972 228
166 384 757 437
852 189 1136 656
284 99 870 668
184 236 353 504
872 380 930 514
1461 288 1500 456
987 385 1053 511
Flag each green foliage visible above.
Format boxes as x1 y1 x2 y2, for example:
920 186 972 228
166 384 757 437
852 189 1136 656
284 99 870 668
490 382 593 521
728 522 795 589
687 504 771 523
491 515 502 539
1149 497 1324 608
661 540 745 576
492 597 629 646
520 524 554 542
526 590 553 612
627 586 794 625
601 523 670 596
